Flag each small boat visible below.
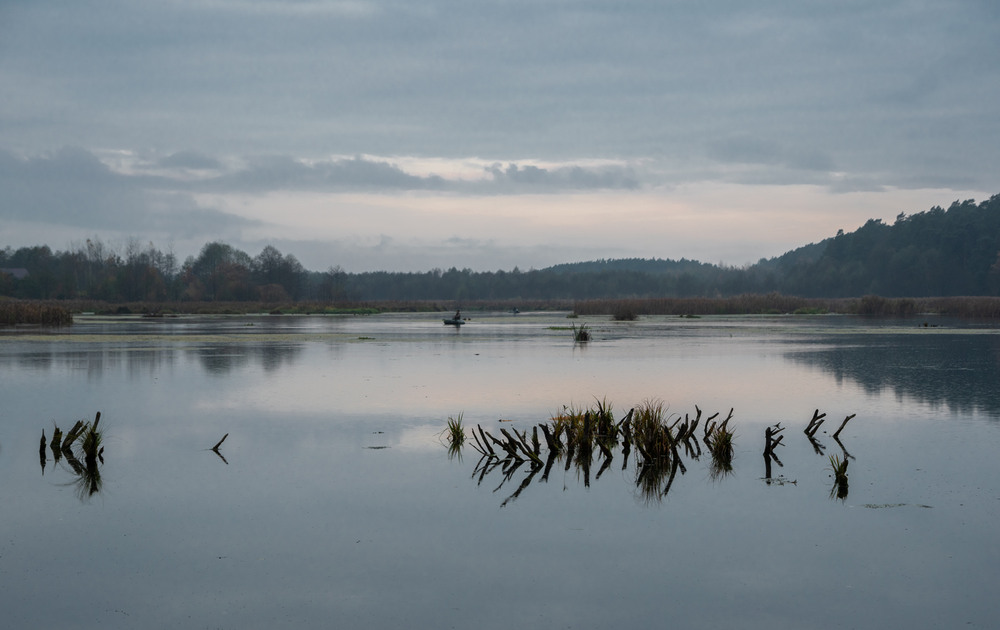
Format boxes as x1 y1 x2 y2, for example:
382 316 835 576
443 318 464 326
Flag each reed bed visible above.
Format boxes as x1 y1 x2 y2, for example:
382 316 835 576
10 294 1000 319
571 294 1000 318
0 300 73 326
50 298 575 316
572 294 838 316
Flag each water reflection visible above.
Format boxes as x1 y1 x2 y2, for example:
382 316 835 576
210 433 230 464
7 316 999 421
0 342 310 376
39 412 106 502
461 405 858 505
191 343 305 374
2 346 178 380
787 333 1000 416
4 314 999 628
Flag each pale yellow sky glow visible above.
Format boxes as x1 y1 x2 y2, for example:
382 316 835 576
200 183 990 271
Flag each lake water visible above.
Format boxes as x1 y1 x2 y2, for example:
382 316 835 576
1 312 998 629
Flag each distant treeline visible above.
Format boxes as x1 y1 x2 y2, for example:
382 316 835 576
2 194 999 302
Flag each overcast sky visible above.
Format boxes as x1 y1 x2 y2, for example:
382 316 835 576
1 0 998 272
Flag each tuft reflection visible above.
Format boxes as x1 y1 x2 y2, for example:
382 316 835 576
828 454 850 500
39 412 106 502
459 401 748 506
453 403 861 504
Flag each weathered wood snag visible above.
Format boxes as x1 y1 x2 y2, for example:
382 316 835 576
832 414 856 439
804 409 826 437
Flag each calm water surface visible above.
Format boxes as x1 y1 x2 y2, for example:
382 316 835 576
1 312 998 629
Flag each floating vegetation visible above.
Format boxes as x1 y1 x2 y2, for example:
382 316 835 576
453 404 860 505
39 411 105 500
863 503 933 509
765 475 797 486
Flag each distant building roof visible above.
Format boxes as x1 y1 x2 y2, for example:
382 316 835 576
0 268 29 279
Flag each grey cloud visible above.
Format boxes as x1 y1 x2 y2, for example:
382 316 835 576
0 147 146 226
171 154 639 194
826 176 886 195
707 136 835 173
482 163 639 192
197 155 446 193
158 151 224 170
6 0 997 187
2 147 649 217
0 148 256 234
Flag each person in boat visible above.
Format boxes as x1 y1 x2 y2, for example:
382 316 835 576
453 309 461 320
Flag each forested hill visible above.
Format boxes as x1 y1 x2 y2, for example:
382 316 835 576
2 194 999 301
545 258 715 275
543 194 1000 298
762 194 1000 297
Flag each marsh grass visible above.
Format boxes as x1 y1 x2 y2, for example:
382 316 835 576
80 419 103 465
10 294 1000 321
572 294 1000 318
591 397 618 444
442 413 466 458
549 405 579 436
630 399 674 462
571 323 590 342
459 401 859 506
548 399 619 449
706 425 735 477
41 411 105 499
446 413 466 445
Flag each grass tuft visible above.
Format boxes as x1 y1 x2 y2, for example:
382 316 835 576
707 426 735 463
444 413 465 457
828 453 849 499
